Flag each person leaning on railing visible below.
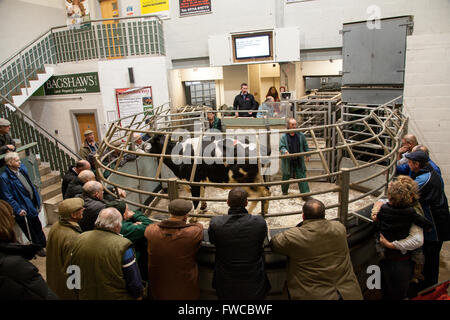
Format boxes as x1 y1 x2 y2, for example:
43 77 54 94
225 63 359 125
0 118 16 167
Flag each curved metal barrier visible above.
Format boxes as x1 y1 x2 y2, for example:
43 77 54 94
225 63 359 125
95 95 407 228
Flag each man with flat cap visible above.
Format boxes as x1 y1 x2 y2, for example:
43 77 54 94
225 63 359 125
0 118 16 167
406 150 450 293
78 129 99 160
144 199 203 299
46 198 84 299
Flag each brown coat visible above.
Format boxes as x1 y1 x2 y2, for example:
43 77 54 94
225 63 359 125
144 219 203 300
270 219 363 300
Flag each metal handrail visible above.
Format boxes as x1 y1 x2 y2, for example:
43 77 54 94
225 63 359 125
0 93 81 161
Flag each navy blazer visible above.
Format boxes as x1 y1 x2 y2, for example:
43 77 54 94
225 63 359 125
0 164 41 219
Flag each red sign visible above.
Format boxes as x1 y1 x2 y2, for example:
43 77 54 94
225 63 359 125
179 0 211 16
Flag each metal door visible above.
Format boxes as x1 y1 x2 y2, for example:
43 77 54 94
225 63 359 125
342 16 412 85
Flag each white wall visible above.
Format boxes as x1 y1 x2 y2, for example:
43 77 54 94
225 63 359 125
222 65 248 107
98 56 171 115
0 0 66 62
403 33 450 196
24 61 103 152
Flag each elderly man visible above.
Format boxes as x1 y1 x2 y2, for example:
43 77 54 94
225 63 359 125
396 134 418 166
145 199 203 299
79 129 99 160
111 200 154 281
280 118 311 197
61 160 91 197
78 180 107 231
0 118 16 167
46 198 84 299
0 152 46 256
208 187 271 300
405 150 450 292
70 207 143 300
270 199 363 300
396 145 442 179
64 169 96 199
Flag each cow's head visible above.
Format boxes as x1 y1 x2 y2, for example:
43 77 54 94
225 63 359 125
148 134 166 154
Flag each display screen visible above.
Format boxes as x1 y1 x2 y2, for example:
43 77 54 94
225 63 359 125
234 34 271 59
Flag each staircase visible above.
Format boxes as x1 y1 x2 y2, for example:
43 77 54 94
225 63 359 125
39 160 63 226
8 65 54 108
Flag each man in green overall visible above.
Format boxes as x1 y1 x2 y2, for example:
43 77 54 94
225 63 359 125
279 118 310 197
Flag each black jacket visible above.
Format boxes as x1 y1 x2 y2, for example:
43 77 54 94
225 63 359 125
79 193 107 232
0 242 58 300
413 165 450 241
208 207 271 299
62 166 78 197
233 93 259 117
377 203 433 242
0 133 16 167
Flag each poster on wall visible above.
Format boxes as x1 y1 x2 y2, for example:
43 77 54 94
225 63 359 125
141 0 170 19
179 0 211 17
65 0 91 29
116 87 153 128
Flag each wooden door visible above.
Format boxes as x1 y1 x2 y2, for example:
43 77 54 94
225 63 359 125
99 0 123 59
76 113 99 145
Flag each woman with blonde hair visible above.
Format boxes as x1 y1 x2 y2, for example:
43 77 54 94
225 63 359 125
372 176 432 299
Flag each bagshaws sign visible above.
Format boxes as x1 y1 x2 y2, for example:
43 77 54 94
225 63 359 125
44 72 100 95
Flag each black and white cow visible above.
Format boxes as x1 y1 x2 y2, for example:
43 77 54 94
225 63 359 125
149 134 271 214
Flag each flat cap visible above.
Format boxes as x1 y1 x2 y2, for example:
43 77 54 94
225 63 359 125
58 198 84 218
108 200 127 216
0 118 11 126
168 199 192 216
83 129 94 136
405 150 429 162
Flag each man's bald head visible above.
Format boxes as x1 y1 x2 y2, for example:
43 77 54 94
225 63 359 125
75 160 91 173
302 199 326 220
78 170 96 184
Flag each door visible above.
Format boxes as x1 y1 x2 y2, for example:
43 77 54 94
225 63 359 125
99 0 123 59
76 113 99 145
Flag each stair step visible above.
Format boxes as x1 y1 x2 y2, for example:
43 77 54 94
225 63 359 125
41 181 62 202
39 163 51 176
43 193 63 225
40 171 61 189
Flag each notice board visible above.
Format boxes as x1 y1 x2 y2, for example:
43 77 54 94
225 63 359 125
115 87 153 128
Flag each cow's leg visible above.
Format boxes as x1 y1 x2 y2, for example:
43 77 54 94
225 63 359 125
245 187 259 214
199 186 207 211
191 185 200 210
260 186 271 216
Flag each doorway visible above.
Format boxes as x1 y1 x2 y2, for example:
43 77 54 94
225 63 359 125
73 112 100 150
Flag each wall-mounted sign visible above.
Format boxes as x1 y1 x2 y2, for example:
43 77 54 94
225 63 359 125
179 0 211 17
141 0 170 18
43 72 100 95
116 87 153 127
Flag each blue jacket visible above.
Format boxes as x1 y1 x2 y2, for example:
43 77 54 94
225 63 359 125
412 165 450 242
0 164 41 220
396 159 442 179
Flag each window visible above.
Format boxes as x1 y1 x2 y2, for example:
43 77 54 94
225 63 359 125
184 81 216 108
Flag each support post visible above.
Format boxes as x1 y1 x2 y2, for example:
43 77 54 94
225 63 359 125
338 168 351 226
167 177 179 201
